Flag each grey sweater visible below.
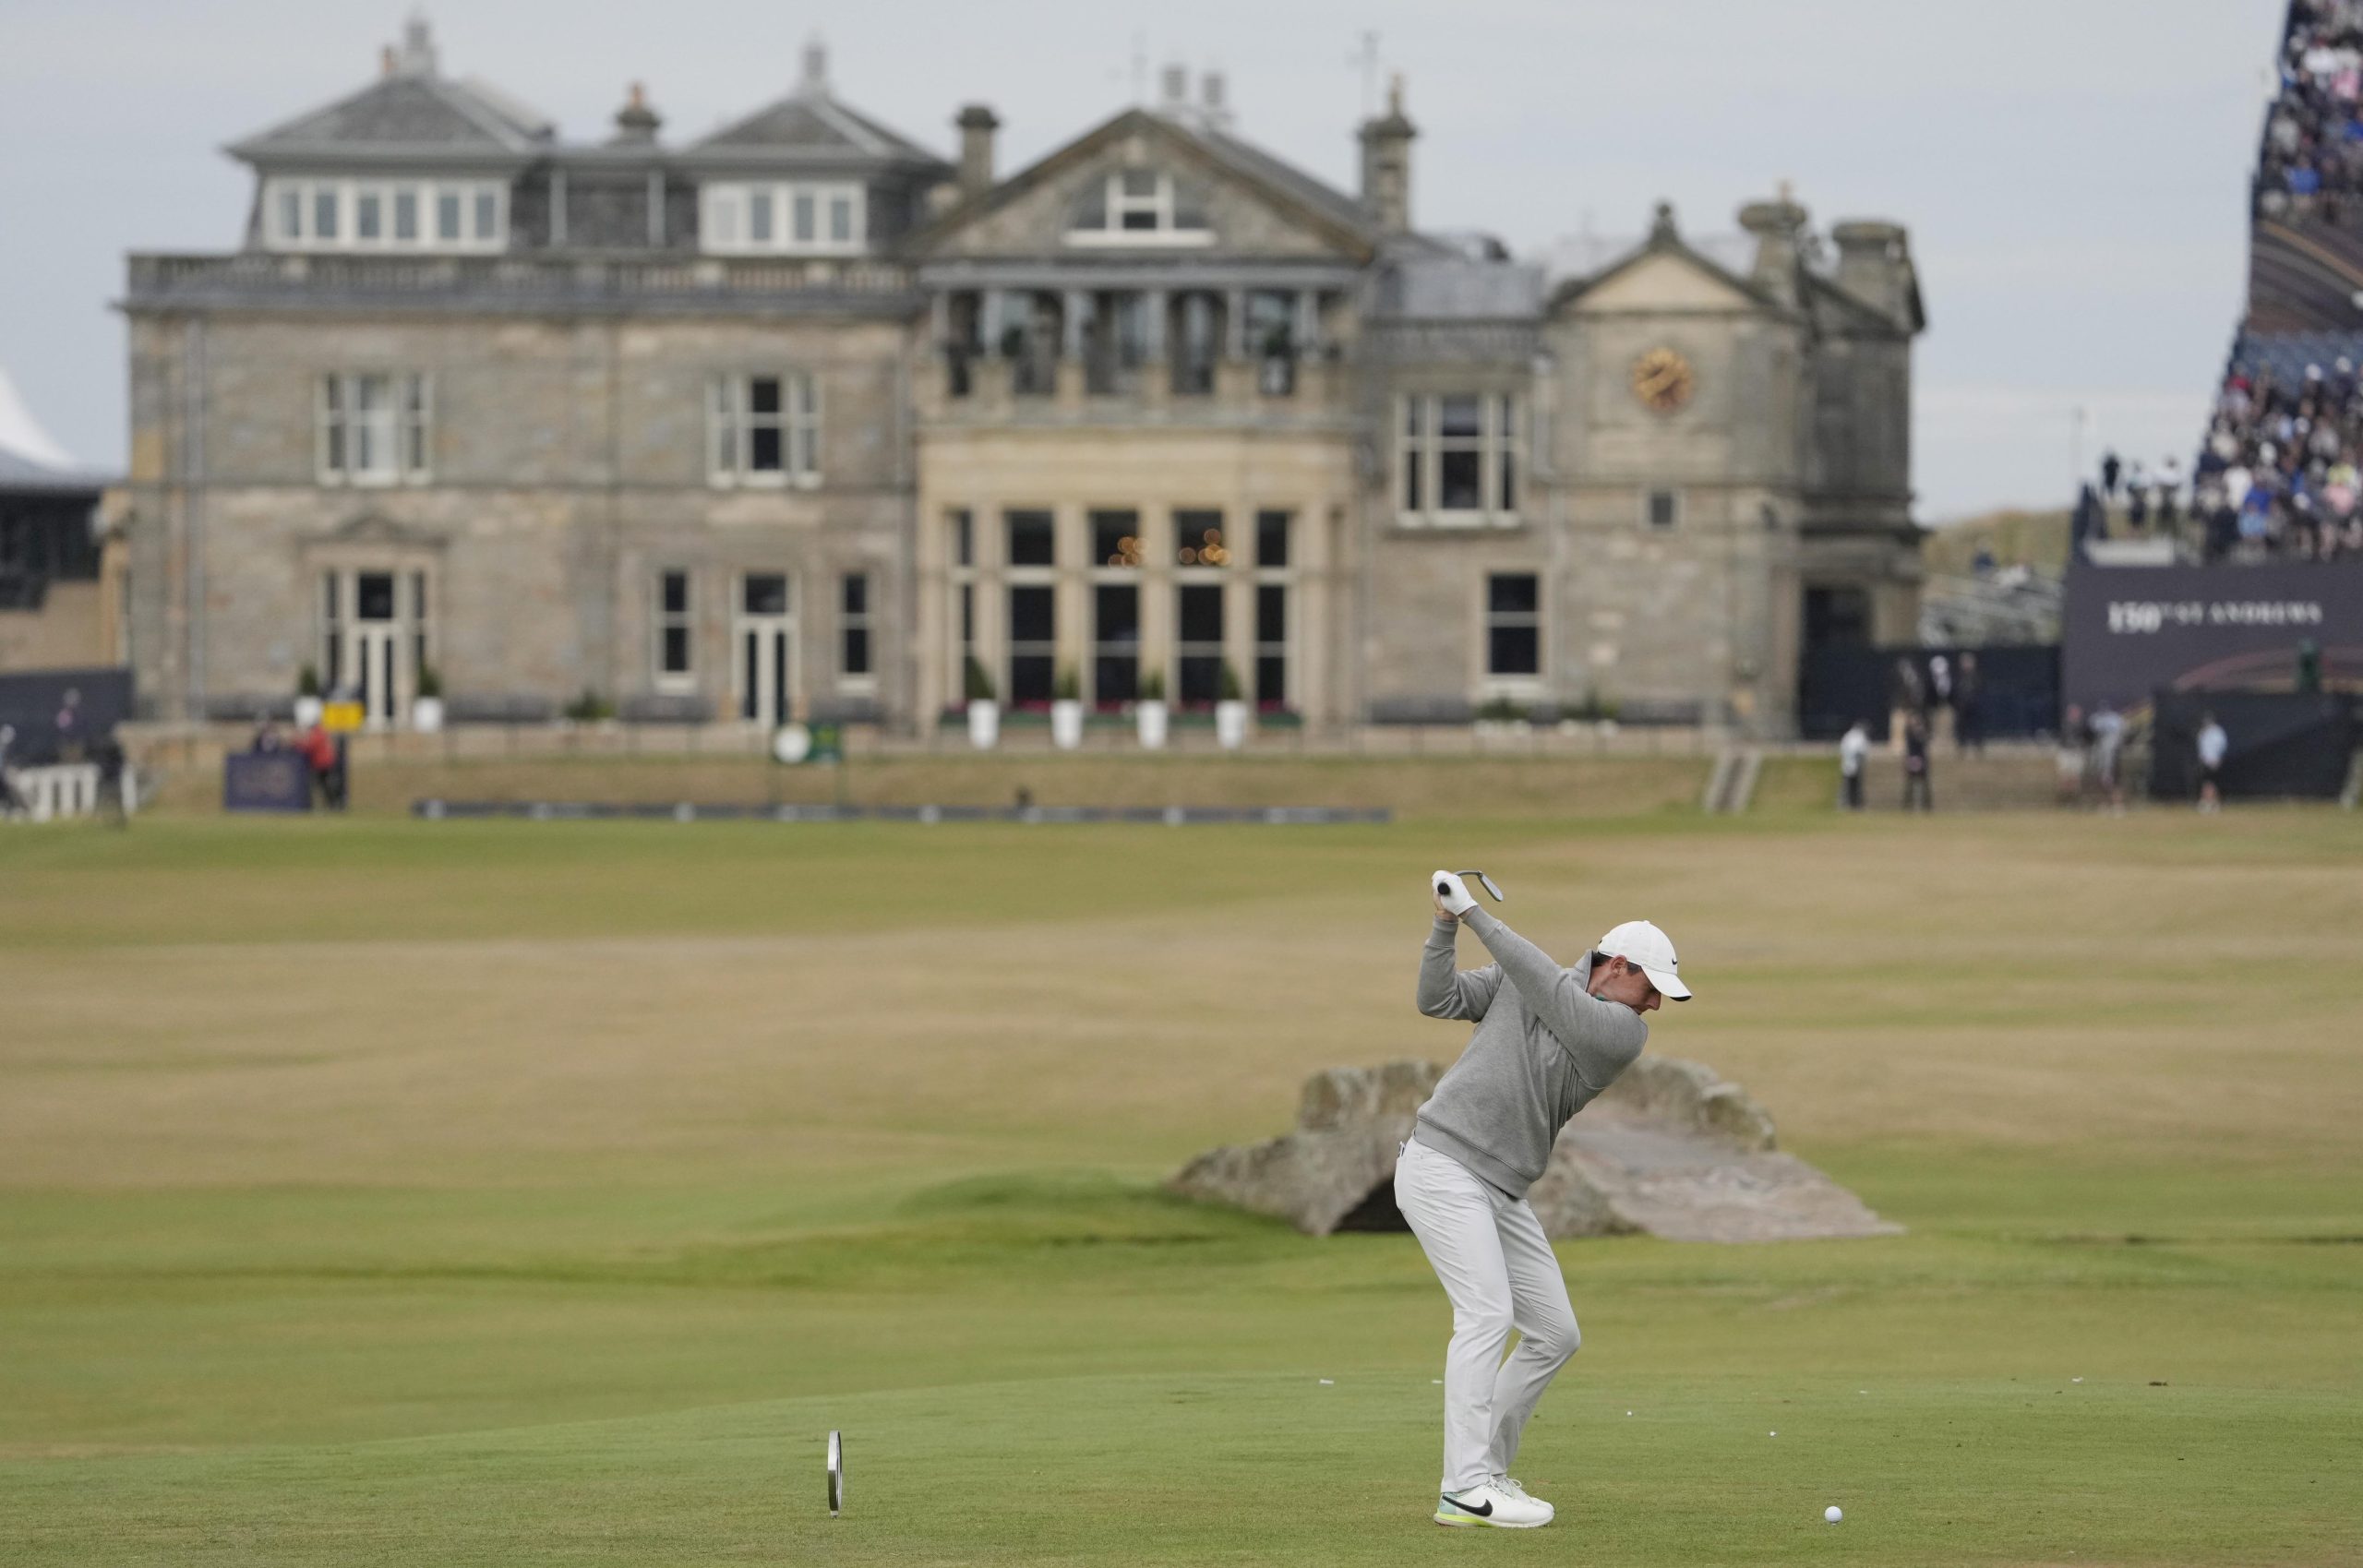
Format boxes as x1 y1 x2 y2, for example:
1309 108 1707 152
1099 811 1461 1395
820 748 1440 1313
1412 909 1649 1199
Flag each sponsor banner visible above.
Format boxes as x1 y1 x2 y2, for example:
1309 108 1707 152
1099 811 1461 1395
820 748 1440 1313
2062 561 2363 711
224 750 312 812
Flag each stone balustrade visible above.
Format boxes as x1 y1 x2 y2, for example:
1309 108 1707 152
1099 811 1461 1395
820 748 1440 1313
125 252 922 317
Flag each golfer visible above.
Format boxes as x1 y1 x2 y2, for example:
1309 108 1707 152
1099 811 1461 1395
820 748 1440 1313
1396 870 1689 1528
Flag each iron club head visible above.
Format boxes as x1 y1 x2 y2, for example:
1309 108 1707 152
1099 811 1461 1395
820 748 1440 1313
1455 869 1505 903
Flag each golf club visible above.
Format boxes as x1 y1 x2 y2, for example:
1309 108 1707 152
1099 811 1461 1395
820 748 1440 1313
1435 869 1506 904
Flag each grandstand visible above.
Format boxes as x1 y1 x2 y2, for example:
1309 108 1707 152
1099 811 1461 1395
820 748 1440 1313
2059 2 2363 794
2189 0 2363 565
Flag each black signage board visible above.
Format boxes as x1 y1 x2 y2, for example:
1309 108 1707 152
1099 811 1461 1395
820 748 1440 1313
0 667 133 763
2063 561 2363 712
2149 691 2356 801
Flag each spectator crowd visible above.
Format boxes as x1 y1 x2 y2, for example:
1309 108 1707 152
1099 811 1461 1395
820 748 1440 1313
2189 361 2363 561
2090 360 2363 563
2256 0 2363 217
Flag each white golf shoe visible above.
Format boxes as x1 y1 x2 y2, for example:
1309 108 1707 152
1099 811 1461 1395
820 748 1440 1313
1433 1479 1553 1528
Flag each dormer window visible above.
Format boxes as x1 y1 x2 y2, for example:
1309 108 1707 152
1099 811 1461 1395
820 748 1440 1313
701 182 867 256
263 176 506 253
1066 169 1212 247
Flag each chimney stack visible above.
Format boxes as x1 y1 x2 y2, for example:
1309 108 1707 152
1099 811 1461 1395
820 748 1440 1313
799 37 830 97
393 13 438 78
611 82 661 146
1831 221 1918 329
1737 186 1809 310
1200 69 1232 131
956 104 1000 197
1160 62 1189 112
1358 74 1417 233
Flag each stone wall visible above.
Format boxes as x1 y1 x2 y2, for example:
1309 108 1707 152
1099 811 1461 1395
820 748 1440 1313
123 309 915 720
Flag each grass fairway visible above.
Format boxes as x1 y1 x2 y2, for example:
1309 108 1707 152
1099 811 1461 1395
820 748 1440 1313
2 808 2359 1565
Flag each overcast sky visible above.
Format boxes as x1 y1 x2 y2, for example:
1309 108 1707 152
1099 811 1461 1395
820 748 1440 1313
0 0 2285 520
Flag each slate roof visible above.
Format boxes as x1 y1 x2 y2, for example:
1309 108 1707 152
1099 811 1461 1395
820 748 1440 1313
688 89 944 168
1376 256 1545 319
227 72 553 163
1190 125 1374 239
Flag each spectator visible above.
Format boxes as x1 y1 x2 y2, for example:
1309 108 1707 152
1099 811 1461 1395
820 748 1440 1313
1927 653 1956 748
54 688 83 763
1839 719 1870 811
95 738 129 828
2056 704 2089 806
2126 460 2151 532
1889 656 1925 754
0 723 18 819
1955 652 1985 754
2090 702 2128 816
1901 713 1934 811
250 718 282 753
2101 449 2122 498
2156 454 2185 530
2196 711 2228 813
299 719 341 810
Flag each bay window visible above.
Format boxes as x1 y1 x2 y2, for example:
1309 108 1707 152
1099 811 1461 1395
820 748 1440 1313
265 177 505 253
700 181 867 255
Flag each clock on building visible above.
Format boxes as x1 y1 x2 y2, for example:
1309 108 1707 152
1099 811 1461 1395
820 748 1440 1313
1630 347 1696 414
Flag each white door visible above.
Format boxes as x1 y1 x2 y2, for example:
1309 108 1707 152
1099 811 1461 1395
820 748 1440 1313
344 570 409 728
736 572 796 725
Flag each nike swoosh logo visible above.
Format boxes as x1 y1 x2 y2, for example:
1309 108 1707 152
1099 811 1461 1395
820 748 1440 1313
1441 1494 1493 1517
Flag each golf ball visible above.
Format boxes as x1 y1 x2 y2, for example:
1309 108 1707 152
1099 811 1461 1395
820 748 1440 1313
1825 1505 1843 1524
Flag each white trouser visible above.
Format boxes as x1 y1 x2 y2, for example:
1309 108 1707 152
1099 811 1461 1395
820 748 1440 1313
1393 1134 1580 1494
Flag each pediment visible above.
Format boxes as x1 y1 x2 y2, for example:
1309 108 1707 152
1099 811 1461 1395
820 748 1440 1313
914 112 1374 262
315 510 448 551
1556 247 1766 317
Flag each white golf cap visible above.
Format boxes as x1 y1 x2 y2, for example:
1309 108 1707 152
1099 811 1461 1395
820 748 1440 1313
1596 919 1691 1000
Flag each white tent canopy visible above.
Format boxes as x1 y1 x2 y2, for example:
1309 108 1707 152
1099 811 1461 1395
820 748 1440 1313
0 365 79 473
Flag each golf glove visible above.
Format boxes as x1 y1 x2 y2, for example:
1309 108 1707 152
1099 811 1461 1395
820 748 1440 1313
1432 869 1478 917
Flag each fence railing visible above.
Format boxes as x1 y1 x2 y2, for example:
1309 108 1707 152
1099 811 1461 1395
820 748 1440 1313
3 764 102 822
